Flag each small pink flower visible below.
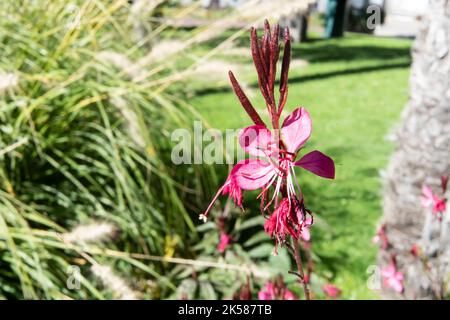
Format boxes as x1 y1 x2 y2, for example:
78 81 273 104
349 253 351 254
217 232 232 253
258 282 276 300
421 185 446 216
322 284 341 298
382 260 404 293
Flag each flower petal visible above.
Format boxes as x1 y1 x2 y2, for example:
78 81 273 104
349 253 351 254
281 107 312 153
420 196 432 208
422 185 433 200
391 279 404 293
381 265 395 278
238 125 272 157
294 150 335 179
234 159 276 190
301 227 311 242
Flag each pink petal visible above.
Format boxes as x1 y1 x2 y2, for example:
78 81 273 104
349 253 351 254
281 107 312 153
258 282 276 300
420 196 432 208
217 233 231 253
233 159 276 190
391 279 404 293
301 227 311 242
294 150 335 179
258 291 270 300
304 217 313 226
422 185 433 200
381 265 395 278
432 196 446 213
238 125 273 157
395 272 404 281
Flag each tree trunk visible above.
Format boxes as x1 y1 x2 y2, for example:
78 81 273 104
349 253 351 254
380 0 450 299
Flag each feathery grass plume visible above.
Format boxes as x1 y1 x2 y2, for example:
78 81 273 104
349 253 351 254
91 264 138 300
137 40 188 66
129 0 166 42
110 96 146 148
0 72 18 93
62 222 118 244
95 51 143 80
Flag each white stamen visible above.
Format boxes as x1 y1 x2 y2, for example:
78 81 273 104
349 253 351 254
265 176 282 211
290 164 303 198
257 172 278 199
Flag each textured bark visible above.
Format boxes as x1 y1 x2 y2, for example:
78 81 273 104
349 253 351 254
380 0 450 299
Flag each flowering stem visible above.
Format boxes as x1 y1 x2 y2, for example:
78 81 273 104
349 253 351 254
292 238 311 300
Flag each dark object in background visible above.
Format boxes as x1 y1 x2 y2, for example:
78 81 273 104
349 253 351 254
208 0 220 9
324 0 348 38
280 13 309 43
280 1 317 43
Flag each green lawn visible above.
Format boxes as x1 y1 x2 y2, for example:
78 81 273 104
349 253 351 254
191 32 412 299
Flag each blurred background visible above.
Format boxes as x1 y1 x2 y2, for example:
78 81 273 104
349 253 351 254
0 0 430 299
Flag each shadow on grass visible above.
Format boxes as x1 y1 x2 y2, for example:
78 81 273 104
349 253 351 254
287 62 410 85
292 43 411 63
194 62 410 96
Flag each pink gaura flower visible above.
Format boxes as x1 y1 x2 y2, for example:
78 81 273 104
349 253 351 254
200 107 335 223
237 108 334 204
258 281 297 300
258 282 276 300
200 21 335 276
382 259 404 294
217 232 232 253
421 185 446 215
322 284 341 298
